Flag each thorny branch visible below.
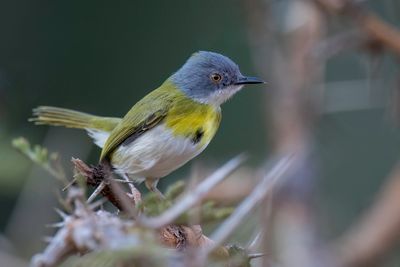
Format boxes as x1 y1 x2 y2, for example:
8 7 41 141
25 149 270 267
72 159 137 211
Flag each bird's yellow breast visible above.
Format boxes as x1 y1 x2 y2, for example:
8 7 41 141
165 97 221 147
110 87 222 179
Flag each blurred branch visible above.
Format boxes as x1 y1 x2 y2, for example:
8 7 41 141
203 168 258 205
0 250 28 267
308 1 400 266
243 1 326 266
315 0 400 55
137 154 247 229
313 30 367 61
334 162 400 267
206 155 293 254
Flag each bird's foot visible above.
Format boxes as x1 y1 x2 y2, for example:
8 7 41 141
121 173 142 205
145 179 165 200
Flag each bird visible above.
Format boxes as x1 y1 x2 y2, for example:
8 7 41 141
31 51 264 199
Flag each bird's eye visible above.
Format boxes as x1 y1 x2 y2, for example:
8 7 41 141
210 73 222 83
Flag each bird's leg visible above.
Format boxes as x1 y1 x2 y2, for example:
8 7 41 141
121 173 142 204
145 178 165 200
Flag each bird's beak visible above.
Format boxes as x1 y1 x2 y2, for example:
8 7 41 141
234 76 266 85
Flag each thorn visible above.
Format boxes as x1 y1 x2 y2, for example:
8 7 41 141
87 181 106 203
42 236 53 243
46 222 65 228
62 177 77 191
88 198 107 210
248 253 266 260
247 231 262 251
111 179 135 184
54 208 68 219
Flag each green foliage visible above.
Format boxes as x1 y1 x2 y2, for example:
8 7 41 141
141 180 234 225
0 139 32 192
12 137 52 164
139 180 186 216
60 245 254 267
226 245 251 267
60 246 171 267
12 137 67 184
175 201 234 225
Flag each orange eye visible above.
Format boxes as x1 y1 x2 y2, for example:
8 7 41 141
210 73 222 83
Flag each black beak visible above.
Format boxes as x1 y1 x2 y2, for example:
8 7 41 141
234 76 266 85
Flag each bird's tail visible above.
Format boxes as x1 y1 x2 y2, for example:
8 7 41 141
30 106 121 132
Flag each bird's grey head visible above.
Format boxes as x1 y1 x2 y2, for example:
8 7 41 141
170 51 264 106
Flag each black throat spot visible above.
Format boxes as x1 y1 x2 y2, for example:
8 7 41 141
191 128 204 145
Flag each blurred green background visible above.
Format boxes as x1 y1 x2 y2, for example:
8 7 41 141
0 0 399 265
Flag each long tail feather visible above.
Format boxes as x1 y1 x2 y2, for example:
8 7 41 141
30 106 121 132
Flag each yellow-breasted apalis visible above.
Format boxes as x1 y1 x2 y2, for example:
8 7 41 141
31 51 265 198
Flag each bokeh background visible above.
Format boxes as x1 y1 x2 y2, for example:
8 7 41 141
0 0 400 266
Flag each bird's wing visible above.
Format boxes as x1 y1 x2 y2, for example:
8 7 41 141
100 86 175 161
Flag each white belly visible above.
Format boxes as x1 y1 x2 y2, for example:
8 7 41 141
88 125 208 181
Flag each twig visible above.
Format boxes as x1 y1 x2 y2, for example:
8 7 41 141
72 158 131 210
136 154 247 229
12 137 68 184
244 1 325 267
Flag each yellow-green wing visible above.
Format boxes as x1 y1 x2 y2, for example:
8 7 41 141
99 82 177 161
